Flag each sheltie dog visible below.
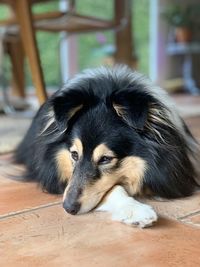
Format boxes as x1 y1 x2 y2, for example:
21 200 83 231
15 66 200 228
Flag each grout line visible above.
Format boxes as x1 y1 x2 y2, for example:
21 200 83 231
178 209 200 220
180 219 200 229
0 201 62 221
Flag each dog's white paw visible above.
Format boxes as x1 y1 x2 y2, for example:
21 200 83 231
112 199 157 228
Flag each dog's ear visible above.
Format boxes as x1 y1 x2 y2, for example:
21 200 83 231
51 88 98 132
51 90 84 132
112 90 151 130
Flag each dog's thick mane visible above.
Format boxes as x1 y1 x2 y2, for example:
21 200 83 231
41 66 189 143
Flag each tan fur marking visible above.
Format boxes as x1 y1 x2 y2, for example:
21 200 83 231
145 104 176 143
113 103 134 128
92 144 115 163
78 173 117 213
117 156 147 195
78 156 147 213
70 138 83 157
113 103 126 117
40 110 55 135
56 149 73 182
41 105 83 135
113 101 174 144
68 105 83 120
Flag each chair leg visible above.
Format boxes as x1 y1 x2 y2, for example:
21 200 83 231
12 0 47 104
114 0 136 67
6 36 25 98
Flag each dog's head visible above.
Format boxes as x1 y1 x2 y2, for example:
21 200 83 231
48 68 165 215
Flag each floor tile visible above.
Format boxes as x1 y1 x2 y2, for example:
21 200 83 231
181 212 200 228
184 116 200 139
173 94 200 105
0 205 200 267
141 191 200 220
0 95 200 266
0 173 61 217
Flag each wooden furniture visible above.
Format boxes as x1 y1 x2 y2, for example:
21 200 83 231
0 0 134 105
167 42 200 95
0 0 48 104
4 33 25 98
115 0 134 67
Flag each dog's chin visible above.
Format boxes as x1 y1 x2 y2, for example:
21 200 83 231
77 201 100 215
77 206 94 215
76 193 106 215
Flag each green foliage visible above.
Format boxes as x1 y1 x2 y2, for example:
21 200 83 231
76 0 114 70
162 4 200 28
132 0 149 75
76 0 150 75
0 4 9 19
32 1 61 86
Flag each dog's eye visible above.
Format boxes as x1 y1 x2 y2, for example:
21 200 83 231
71 151 79 161
98 156 113 165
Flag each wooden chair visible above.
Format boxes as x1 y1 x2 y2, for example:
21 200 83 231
0 0 134 105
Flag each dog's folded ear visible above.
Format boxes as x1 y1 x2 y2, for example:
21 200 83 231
51 90 84 132
112 89 151 130
51 88 98 132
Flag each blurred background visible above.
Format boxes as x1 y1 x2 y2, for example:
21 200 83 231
0 0 200 153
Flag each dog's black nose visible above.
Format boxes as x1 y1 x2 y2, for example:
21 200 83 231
63 201 80 215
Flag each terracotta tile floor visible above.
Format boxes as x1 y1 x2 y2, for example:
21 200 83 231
0 94 200 267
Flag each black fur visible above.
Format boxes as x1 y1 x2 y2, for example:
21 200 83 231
15 67 200 199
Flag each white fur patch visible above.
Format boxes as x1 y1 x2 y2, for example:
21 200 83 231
96 185 157 228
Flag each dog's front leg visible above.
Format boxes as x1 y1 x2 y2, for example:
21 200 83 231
96 185 157 228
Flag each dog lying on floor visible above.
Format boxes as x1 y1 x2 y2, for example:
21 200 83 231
15 66 200 228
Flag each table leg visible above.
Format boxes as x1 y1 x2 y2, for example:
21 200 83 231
13 0 47 104
183 53 200 95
